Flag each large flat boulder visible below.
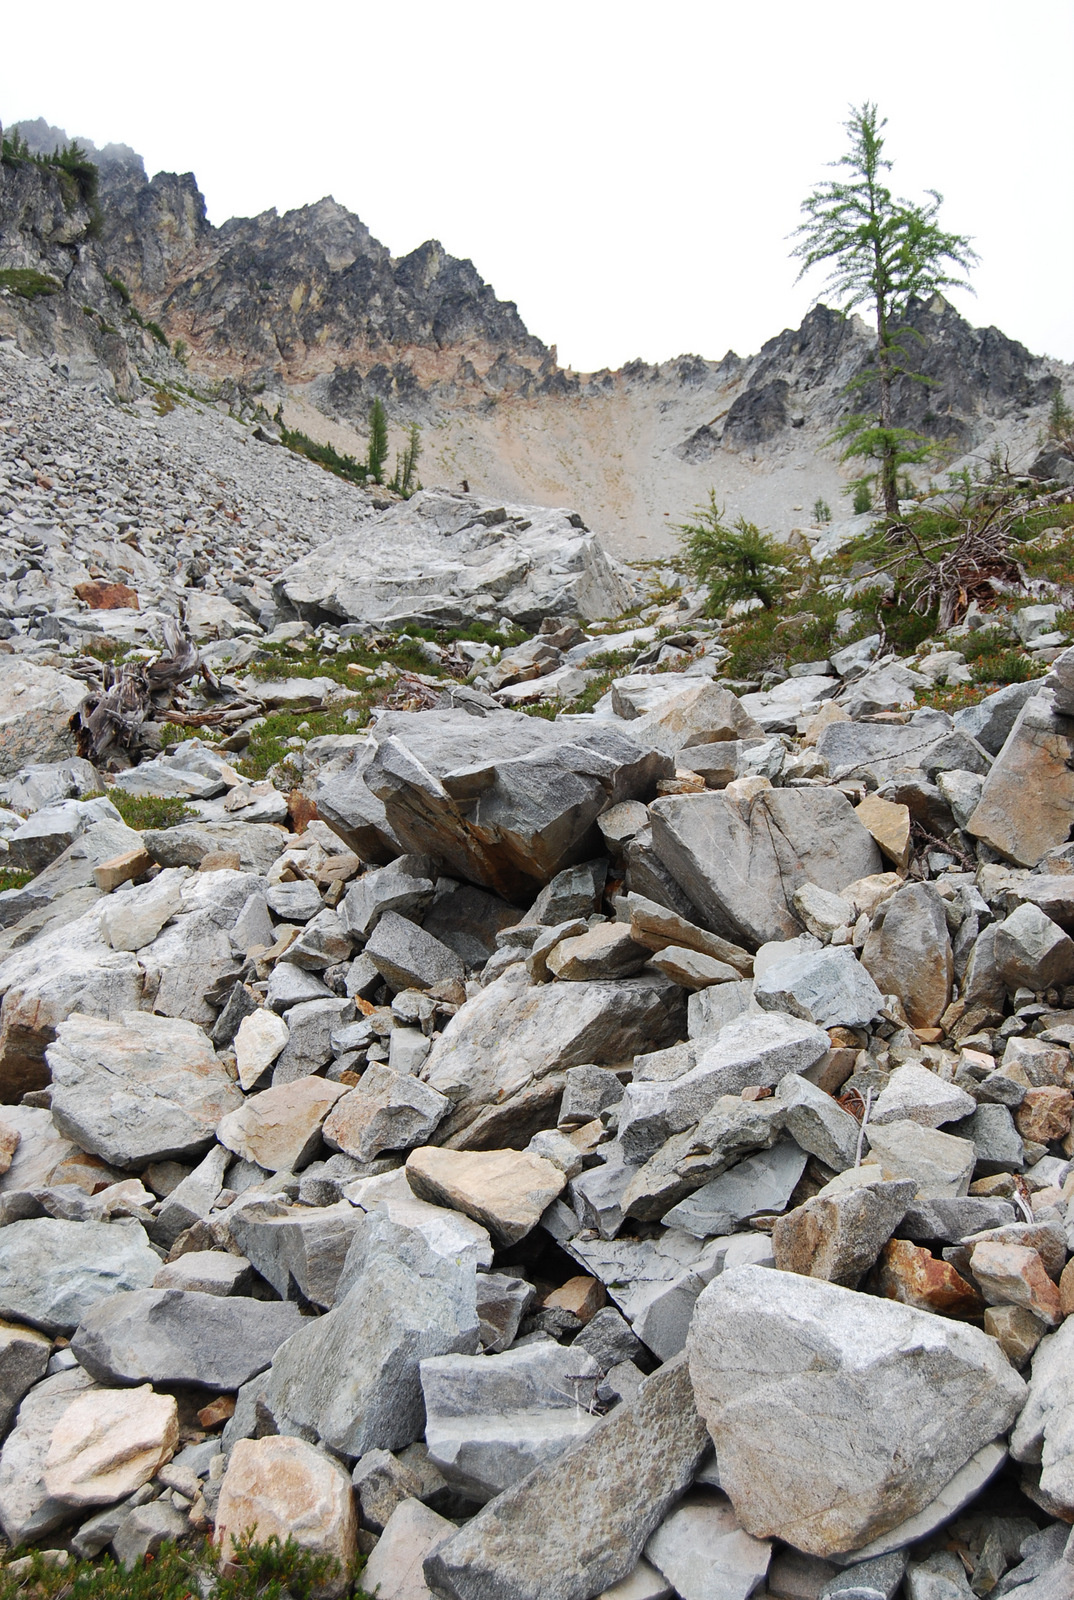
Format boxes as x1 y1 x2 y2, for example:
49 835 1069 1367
70 1289 306 1390
0 1219 160 1335
649 790 882 949
319 707 670 900
0 661 85 779
47 1011 242 1168
967 695 1074 867
420 967 684 1148
686 1265 1025 1557
276 490 641 632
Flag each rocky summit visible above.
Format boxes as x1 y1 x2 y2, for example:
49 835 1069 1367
3 107 1074 1600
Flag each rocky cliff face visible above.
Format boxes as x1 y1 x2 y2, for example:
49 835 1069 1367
3 117 1070 555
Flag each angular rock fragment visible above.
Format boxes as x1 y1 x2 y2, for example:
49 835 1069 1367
216 1436 356 1596
755 947 884 1030
663 1141 808 1238
424 1355 709 1600
871 1064 977 1130
645 1490 772 1600
969 1242 1062 1327
649 789 882 949
865 1122 977 1198
0 1367 100 1545
994 904 1074 991
405 1145 566 1246
227 1199 367 1308
687 1264 1026 1556
0 1218 159 1334
265 1211 480 1460
619 1013 828 1162
421 967 684 1148
861 884 953 1028
71 1289 307 1389
547 922 650 982
47 1010 242 1168
217 1075 348 1172
775 1073 862 1171
772 1180 917 1287
42 1385 177 1509
967 696 1074 868
323 1065 449 1162
876 1239 984 1318
0 1321 50 1438
421 1341 604 1501
365 910 465 992
364 1497 458 1600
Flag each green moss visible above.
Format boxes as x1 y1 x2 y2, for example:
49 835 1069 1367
0 268 62 300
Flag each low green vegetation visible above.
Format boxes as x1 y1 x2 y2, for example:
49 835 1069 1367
0 269 62 300
105 792 197 831
0 866 34 895
279 426 369 487
0 1533 368 1600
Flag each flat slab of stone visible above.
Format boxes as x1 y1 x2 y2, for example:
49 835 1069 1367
686 1265 1025 1557
71 1289 307 1390
406 1146 566 1247
424 1355 710 1600
663 1141 808 1238
0 1218 160 1334
217 1075 348 1172
864 1123 976 1198
645 1490 771 1600
754 947 884 1031
47 1010 242 1168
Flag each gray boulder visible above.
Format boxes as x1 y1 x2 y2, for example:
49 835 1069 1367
687 1264 1025 1557
755 947 883 1030
663 1140 808 1238
227 1199 368 1308
861 884 953 1029
322 706 669 902
421 966 684 1148
954 680 1042 756
649 788 882 949
0 1367 100 1545
0 1321 51 1438
421 1342 604 1502
365 911 465 992
645 1490 772 1600
71 1289 306 1389
994 903 1074 990
46 1010 242 1168
265 1211 480 1460
967 696 1074 868
424 1354 709 1600
619 1013 829 1162
0 1219 160 1334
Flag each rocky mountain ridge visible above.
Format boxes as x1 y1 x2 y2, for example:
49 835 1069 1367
3 116 1070 557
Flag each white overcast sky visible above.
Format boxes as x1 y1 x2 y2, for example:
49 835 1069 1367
3 0 1072 373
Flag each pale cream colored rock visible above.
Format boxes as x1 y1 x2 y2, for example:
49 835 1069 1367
43 1385 177 1508
854 796 912 871
841 872 903 919
233 1009 290 1091
216 1436 356 1597
362 1497 456 1600
546 922 649 982
406 1145 567 1246
0 1119 20 1177
217 1076 347 1172
649 946 740 990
